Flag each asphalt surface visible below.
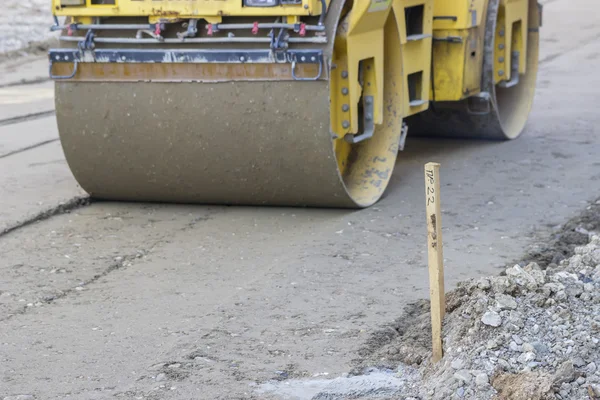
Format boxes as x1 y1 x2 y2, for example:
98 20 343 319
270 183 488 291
0 1 599 399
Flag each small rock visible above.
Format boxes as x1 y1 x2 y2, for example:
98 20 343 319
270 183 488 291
589 384 600 397
495 293 518 310
565 285 584 297
477 278 491 290
274 370 289 380
587 362 597 374
581 293 593 302
481 311 502 327
573 357 586 368
554 271 579 281
532 342 549 354
454 370 472 384
543 282 565 295
497 359 510 370
576 377 586 385
512 335 523 345
475 373 489 388
456 387 465 397
553 361 576 385
507 311 525 329
451 359 465 370
532 324 540 334
522 343 535 353
506 265 539 289
584 282 594 292
524 262 546 284
167 363 181 369
509 341 521 352
517 352 536 364
491 276 515 294
156 373 166 382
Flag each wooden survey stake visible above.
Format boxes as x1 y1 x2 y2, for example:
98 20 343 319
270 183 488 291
425 162 445 363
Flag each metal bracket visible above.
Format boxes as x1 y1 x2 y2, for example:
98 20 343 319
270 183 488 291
78 29 95 51
344 95 375 144
433 36 463 43
466 91 491 115
178 19 199 39
398 122 409 151
498 51 520 88
49 59 78 79
291 59 323 81
433 16 457 21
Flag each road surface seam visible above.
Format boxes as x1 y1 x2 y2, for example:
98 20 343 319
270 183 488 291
540 32 600 66
0 196 90 238
0 76 50 89
0 138 59 159
0 207 222 322
0 245 155 323
0 109 55 127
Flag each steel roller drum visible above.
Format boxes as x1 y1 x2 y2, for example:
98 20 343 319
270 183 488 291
56 80 363 208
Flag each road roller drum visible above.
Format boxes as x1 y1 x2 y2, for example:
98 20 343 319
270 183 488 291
48 0 542 208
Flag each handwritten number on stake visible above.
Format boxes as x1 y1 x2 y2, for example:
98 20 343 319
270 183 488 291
426 170 435 205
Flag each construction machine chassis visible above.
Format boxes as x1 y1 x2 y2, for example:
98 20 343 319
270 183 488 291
48 0 542 208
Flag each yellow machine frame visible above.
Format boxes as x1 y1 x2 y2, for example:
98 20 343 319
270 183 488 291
51 0 533 128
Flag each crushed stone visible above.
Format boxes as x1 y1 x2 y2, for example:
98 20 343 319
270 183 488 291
257 232 600 400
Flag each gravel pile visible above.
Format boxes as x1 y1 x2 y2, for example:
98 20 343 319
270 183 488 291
256 233 600 400
405 234 600 399
1 1 58 56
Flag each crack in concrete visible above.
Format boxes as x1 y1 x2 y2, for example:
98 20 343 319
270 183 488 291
540 32 600 66
0 76 51 89
0 196 90 238
0 204 220 322
0 247 154 322
0 138 59 159
0 110 55 127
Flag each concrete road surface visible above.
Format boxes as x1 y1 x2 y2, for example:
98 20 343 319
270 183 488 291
1 1 599 399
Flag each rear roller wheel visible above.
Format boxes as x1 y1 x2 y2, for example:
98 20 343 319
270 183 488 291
406 0 540 140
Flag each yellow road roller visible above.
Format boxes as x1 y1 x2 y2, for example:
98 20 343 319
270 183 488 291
49 0 542 208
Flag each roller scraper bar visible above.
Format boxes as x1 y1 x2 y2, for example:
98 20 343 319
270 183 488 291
48 15 328 81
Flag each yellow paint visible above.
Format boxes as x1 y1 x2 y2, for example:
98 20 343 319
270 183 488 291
495 0 528 84
392 0 434 115
429 0 488 101
73 16 94 24
369 0 393 13
433 0 485 29
286 15 301 24
52 0 328 18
